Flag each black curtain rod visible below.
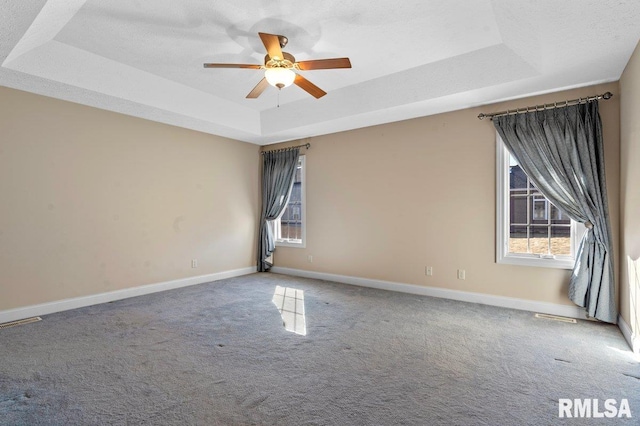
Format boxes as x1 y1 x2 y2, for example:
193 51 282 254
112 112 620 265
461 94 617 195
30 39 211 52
261 143 310 154
477 91 613 121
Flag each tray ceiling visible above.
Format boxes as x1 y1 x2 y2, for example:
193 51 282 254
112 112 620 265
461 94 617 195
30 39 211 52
2 0 640 144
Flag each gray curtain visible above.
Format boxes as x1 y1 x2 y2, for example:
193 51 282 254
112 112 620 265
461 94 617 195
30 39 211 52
258 147 300 272
494 101 616 323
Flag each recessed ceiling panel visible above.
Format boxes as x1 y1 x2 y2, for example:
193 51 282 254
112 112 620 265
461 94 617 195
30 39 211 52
1 0 640 144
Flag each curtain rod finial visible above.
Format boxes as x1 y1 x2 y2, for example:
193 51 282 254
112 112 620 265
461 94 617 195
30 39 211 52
478 113 486 120
603 92 613 100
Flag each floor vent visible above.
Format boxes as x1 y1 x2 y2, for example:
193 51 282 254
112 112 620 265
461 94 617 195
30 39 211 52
0 317 42 330
534 313 577 323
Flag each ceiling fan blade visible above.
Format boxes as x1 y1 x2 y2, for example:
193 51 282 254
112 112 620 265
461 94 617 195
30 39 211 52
296 58 352 70
259 32 284 60
246 78 270 99
203 63 262 69
294 74 327 99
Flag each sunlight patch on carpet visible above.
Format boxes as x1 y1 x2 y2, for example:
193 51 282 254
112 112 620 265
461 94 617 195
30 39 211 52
272 286 306 336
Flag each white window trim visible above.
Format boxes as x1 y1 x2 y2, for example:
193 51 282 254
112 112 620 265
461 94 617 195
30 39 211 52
275 155 306 248
496 135 583 269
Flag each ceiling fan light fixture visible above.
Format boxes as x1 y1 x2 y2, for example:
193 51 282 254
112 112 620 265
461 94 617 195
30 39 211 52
265 68 296 89
204 32 350 99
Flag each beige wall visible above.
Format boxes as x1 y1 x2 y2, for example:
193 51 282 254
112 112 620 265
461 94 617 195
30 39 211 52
0 78 623 315
271 82 620 308
0 86 259 311
620 40 640 347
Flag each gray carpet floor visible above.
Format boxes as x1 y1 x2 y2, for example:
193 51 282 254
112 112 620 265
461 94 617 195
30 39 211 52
1 272 638 425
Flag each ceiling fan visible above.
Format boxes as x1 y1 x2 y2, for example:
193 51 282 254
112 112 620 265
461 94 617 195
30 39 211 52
203 32 351 99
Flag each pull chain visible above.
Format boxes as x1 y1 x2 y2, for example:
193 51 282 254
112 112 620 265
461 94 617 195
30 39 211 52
277 89 280 108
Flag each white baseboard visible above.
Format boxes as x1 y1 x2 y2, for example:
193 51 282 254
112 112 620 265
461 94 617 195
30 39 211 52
0 266 256 324
618 314 639 354
270 267 588 320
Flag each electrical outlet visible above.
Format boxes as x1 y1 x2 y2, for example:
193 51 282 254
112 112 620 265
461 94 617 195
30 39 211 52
308 255 313 263
425 266 433 276
191 259 198 268
457 269 465 280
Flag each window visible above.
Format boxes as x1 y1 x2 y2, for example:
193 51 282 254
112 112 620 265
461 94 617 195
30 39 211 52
496 135 584 269
274 155 305 247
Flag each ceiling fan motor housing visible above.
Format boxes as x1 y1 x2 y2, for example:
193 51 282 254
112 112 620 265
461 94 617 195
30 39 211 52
264 52 296 69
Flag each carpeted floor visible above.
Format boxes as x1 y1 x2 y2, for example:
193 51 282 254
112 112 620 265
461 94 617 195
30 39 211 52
1 272 638 425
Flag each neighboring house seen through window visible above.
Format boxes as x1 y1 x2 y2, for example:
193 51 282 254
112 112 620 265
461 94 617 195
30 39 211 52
496 135 584 269
274 155 305 247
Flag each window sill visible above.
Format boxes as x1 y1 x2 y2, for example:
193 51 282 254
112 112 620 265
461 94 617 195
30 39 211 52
498 254 574 270
275 240 306 249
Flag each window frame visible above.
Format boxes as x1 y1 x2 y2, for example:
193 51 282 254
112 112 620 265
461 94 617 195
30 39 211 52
496 134 583 269
274 155 306 248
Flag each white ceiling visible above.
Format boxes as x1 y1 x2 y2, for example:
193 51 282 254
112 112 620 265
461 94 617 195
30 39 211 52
2 0 640 145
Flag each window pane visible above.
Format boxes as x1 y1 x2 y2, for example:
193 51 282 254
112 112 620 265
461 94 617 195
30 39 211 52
509 165 528 189
281 223 301 240
276 156 304 244
550 204 570 224
532 197 548 221
550 226 571 255
510 197 528 224
509 226 528 253
528 228 550 255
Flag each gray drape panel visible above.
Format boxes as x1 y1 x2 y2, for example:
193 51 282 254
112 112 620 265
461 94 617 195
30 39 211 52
494 101 616 323
258 148 300 272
